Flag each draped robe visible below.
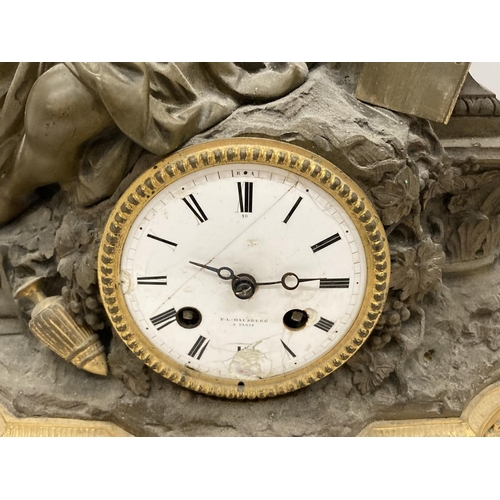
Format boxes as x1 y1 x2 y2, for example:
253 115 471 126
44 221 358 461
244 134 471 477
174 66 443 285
0 63 308 205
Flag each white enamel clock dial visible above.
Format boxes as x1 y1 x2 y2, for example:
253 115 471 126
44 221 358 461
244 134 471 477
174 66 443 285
121 163 366 379
99 139 389 398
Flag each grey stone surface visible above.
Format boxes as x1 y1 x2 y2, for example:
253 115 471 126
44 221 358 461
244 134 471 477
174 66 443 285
188 63 411 188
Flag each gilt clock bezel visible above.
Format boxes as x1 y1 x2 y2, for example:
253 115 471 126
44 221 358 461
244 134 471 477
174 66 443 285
98 138 390 399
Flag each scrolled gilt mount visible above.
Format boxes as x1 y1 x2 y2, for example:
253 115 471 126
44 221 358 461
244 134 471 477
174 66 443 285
0 403 130 437
359 381 500 437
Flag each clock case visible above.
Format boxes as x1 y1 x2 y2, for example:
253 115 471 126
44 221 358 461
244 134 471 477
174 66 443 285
98 138 390 399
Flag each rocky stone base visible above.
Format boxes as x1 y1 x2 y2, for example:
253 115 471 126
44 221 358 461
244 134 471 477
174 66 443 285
0 258 498 437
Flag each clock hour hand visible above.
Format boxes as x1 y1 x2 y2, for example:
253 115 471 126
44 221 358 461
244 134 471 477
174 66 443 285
189 261 235 281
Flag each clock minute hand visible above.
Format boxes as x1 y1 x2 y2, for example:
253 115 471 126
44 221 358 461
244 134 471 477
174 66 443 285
257 273 344 291
256 273 314 290
281 272 309 290
254 279 283 286
189 261 235 281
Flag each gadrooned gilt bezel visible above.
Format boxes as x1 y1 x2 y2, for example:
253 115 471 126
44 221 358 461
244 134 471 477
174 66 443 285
98 138 390 399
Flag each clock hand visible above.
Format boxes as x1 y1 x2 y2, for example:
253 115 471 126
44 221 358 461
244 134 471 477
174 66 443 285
255 273 306 290
190 263 317 290
189 261 235 281
257 273 346 291
190 261 258 300
254 280 282 286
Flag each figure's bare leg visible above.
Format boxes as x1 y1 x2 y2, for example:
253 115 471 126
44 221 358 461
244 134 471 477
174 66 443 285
0 64 114 226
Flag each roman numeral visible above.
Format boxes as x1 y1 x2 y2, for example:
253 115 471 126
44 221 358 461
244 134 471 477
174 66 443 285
147 234 177 247
311 233 341 253
280 339 296 358
183 194 208 223
150 308 176 330
319 278 350 289
315 317 335 332
188 336 210 359
283 196 303 223
237 182 253 213
137 275 168 286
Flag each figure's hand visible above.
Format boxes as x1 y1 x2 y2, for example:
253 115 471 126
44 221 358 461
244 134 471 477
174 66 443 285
189 261 235 281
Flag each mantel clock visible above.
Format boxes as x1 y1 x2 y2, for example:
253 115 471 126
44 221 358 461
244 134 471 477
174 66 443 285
98 139 389 398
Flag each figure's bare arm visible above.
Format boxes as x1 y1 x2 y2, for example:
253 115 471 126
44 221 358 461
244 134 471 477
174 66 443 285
21 64 114 186
0 64 114 226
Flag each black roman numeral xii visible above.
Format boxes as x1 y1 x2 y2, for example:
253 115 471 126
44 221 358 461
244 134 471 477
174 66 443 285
237 182 253 213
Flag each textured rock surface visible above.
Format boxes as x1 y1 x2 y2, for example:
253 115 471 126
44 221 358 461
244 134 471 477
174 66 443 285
188 63 412 188
0 63 499 436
